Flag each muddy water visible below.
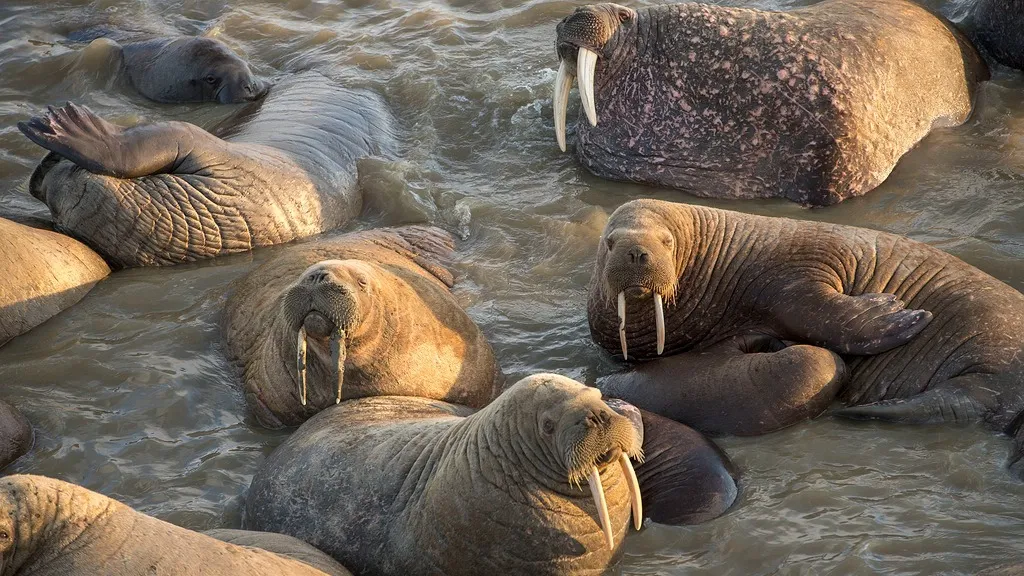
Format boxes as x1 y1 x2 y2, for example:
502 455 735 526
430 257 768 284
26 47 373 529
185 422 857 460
1 0 1023 573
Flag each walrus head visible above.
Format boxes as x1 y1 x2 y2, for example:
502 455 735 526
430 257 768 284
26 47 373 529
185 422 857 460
139 37 268 104
505 374 644 548
552 3 637 151
280 259 379 406
596 201 689 360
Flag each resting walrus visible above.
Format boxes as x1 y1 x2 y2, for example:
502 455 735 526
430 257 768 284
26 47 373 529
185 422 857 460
245 374 737 575
0 474 352 575
588 199 1024 476
552 1 988 205
70 31 268 103
225 226 500 429
0 217 109 345
17 71 395 267
961 0 1024 70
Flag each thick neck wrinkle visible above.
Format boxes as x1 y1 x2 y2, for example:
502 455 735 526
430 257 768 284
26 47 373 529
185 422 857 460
597 16 642 93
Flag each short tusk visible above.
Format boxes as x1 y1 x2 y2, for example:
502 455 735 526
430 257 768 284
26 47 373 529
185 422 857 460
617 291 628 360
654 293 665 356
618 453 643 531
331 330 347 405
553 59 573 152
577 48 599 127
586 465 615 549
296 327 308 406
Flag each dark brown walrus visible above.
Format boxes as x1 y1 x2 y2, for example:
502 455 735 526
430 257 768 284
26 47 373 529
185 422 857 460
588 199 1024 477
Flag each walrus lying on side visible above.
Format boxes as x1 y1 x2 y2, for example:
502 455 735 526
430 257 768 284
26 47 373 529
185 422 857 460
0 475 352 575
245 374 737 575
552 1 988 205
17 71 395 267
588 199 1024 477
225 226 500 429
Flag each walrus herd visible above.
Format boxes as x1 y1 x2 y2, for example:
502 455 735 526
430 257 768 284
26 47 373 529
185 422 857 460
0 0 1022 574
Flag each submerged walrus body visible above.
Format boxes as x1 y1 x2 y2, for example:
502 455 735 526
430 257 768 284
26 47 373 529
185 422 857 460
552 0 988 205
0 475 352 575
18 71 396 267
588 199 1024 476
225 226 500 429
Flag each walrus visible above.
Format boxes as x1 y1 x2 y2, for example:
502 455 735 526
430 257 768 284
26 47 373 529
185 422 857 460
74 33 268 103
225 225 500 429
0 400 32 471
244 374 737 575
17 71 395 267
0 474 353 575
0 217 110 345
961 0 1024 70
588 199 1024 476
551 1 989 205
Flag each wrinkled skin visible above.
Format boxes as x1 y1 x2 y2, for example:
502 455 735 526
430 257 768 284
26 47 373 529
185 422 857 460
99 35 267 103
0 217 109 345
553 1 988 205
246 374 734 575
599 335 847 436
225 226 500 429
203 530 353 576
0 475 351 575
18 71 395 267
588 199 1024 477
0 401 31 471
963 0 1024 70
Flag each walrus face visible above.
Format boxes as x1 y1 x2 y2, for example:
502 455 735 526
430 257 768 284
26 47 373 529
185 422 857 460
170 38 267 104
280 259 378 405
516 374 643 547
553 3 637 151
598 207 678 359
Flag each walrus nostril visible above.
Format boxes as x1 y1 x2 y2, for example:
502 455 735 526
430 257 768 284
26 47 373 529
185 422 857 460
303 270 331 285
628 247 648 264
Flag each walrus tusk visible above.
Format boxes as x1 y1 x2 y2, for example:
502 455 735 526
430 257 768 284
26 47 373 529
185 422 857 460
554 59 573 152
617 291 628 360
330 331 347 404
586 465 615 548
654 293 665 356
619 453 643 530
296 327 308 406
577 48 599 127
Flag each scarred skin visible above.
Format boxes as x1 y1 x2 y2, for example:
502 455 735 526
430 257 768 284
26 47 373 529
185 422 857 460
225 226 500 429
554 1 988 205
588 199 1024 476
0 217 109 345
0 475 352 575
244 374 736 575
18 71 395 267
963 0 1024 70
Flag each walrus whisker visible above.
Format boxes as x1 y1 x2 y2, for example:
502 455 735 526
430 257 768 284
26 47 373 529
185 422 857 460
296 326 308 406
577 48 599 126
554 59 573 152
330 331 347 404
617 291 628 360
654 293 665 355
586 465 614 548
618 453 643 531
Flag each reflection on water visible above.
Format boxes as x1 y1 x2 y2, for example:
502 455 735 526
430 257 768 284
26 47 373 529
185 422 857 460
1 0 1023 573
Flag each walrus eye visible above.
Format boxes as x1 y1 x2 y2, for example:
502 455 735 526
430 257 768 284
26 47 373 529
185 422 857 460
542 418 555 435
606 237 615 251
357 277 369 289
205 75 218 85
617 8 632 22
0 530 8 540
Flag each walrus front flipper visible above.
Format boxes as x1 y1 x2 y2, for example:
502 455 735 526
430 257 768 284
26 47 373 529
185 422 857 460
834 379 992 425
772 287 934 355
17 102 197 178
630 408 737 526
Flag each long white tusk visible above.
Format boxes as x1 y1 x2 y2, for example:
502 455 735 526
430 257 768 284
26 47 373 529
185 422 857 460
654 293 665 356
296 327 308 406
554 59 573 152
618 453 643 530
586 466 614 549
331 331 347 404
577 48 599 126
617 291 627 360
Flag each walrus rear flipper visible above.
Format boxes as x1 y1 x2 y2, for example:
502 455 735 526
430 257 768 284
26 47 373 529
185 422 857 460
17 102 198 179
835 385 988 425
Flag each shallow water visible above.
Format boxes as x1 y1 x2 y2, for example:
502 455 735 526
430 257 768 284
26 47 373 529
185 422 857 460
1 0 1023 573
